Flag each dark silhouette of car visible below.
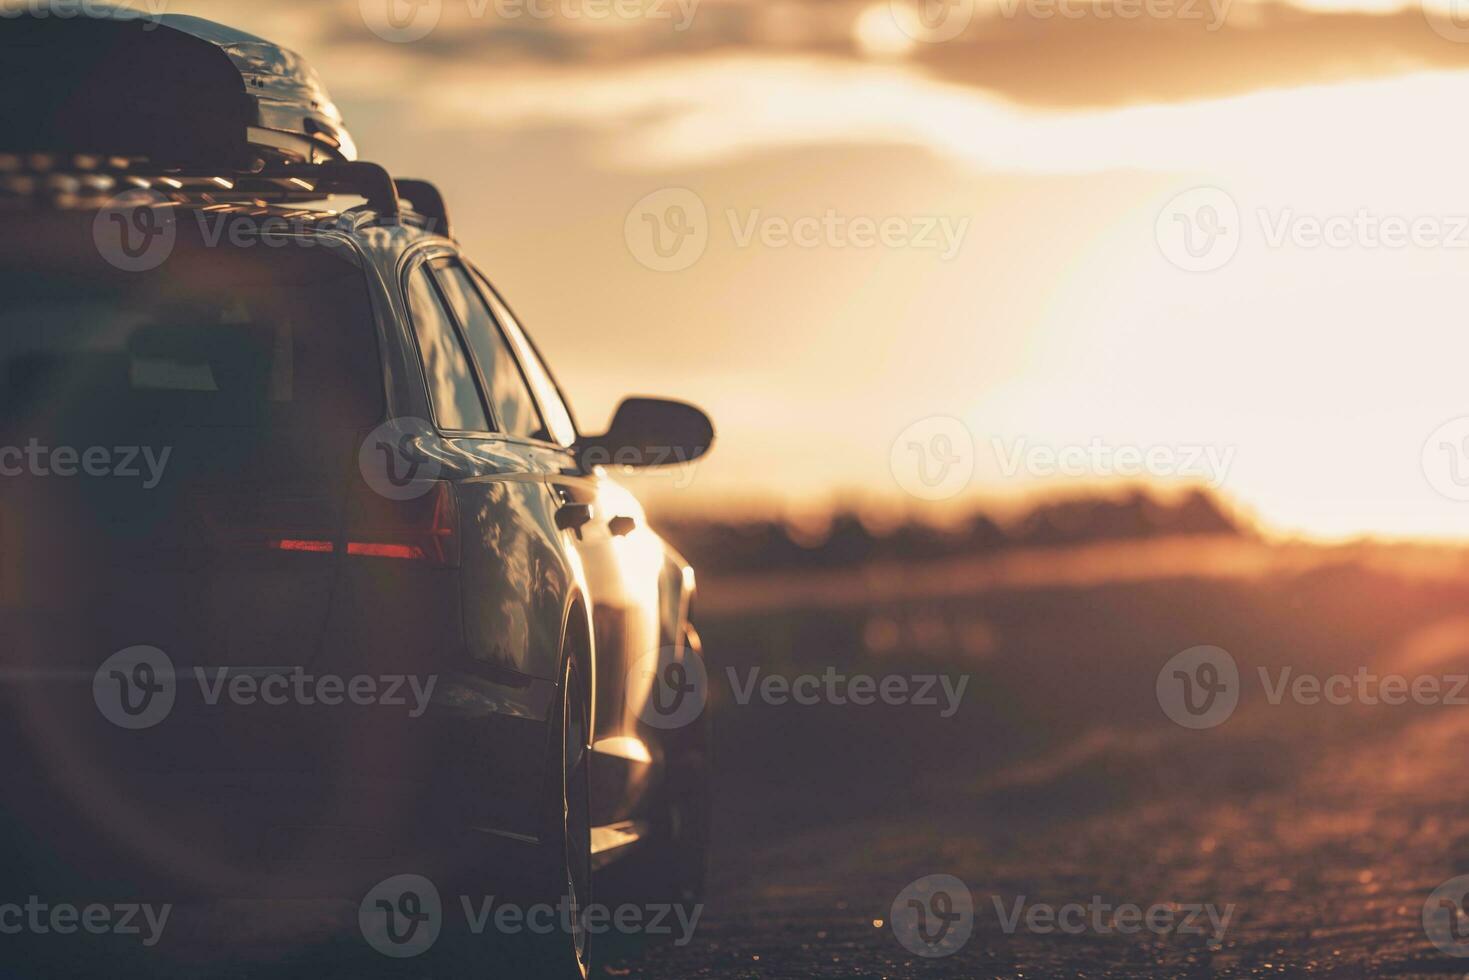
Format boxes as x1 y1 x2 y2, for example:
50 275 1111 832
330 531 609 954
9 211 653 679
0 11 712 979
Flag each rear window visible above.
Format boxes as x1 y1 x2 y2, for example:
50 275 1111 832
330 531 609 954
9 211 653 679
0 210 383 433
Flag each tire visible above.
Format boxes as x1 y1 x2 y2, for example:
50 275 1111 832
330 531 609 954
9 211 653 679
599 622 711 947
533 646 594 980
647 622 712 908
438 643 593 980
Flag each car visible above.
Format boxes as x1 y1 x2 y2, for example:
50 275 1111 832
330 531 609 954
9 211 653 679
0 10 713 979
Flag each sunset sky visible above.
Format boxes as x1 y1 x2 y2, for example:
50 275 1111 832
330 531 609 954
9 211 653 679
145 0 1469 540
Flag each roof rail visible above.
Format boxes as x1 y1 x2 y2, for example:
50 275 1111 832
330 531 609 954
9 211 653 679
395 179 452 238
0 158 405 221
315 162 399 218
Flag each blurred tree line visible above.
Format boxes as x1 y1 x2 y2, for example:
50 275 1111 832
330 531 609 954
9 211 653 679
656 488 1243 574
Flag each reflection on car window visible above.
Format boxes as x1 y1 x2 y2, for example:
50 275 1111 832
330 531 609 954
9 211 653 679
433 261 545 441
405 265 488 432
475 276 578 448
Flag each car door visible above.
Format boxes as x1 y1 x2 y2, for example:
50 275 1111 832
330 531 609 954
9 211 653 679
463 268 669 825
397 249 575 838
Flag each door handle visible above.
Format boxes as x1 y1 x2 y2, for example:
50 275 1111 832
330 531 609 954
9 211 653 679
609 515 637 537
555 503 594 537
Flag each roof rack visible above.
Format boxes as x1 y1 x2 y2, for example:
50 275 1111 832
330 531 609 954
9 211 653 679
0 156 455 236
395 180 453 238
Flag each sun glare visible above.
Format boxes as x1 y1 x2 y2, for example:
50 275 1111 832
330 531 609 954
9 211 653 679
853 4 919 58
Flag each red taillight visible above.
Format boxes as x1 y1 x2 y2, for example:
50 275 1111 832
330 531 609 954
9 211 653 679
346 481 459 566
346 542 421 560
270 538 335 554
199 484 459 565
200 495 340 556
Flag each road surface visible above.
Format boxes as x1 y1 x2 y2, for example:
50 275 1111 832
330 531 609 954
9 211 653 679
618 540 1469 977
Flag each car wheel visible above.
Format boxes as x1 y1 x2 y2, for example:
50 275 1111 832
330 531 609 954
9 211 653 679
599 621 711 943
434 644 593 980
650 623 712 907
538 648 594 980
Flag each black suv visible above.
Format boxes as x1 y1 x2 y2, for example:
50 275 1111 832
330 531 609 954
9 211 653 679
0 11 714 979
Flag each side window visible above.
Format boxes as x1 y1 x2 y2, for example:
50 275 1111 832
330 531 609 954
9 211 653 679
473 271 578 448
432 260 545 442
405 264 489 432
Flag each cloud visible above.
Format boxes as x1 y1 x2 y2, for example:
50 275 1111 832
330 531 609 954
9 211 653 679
199 0 1469 172
294 0 1469 109
339 48 1469 183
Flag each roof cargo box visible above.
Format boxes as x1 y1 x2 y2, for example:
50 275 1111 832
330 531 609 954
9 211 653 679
0 10 356 169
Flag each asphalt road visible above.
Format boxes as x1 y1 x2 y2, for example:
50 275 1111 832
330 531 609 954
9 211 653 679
615 539 1469 978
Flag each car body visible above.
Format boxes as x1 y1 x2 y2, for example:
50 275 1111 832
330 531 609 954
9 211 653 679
0 11 712 979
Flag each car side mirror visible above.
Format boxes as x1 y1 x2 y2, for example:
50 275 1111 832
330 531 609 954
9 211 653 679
577 397 714 470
